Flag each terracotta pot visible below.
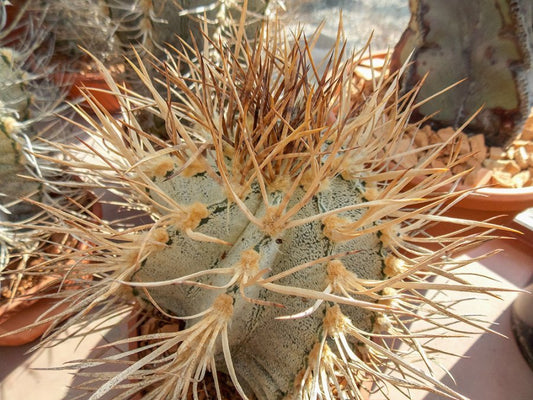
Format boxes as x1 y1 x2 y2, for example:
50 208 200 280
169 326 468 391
444 184 533 225
0 235 94 347
411 182 533 244
0 202 102 347
63 71 121 113
52 70 121 114
0 276 69 346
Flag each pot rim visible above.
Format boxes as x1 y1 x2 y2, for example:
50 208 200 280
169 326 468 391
467 185 533 196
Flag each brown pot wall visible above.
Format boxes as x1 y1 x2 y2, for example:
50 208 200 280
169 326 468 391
0 277 68 346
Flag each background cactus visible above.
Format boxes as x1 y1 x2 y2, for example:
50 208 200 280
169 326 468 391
37 0 121 69
19 0 278 137
12 15 513 400
104 0 273 59
0 45 52 271
392 0 533 148
0 9 91 298
21 0 276 76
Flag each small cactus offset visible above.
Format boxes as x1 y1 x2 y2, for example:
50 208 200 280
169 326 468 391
16 18 511 400
392 0 532 148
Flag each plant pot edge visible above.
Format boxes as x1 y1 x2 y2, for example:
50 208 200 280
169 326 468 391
0 201 103 347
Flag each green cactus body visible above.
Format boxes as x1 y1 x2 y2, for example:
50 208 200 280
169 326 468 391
0 47 42 222
392 0 532 147
0 48 32 121
16 17 509 400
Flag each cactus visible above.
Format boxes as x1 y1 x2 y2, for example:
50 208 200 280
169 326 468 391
0 47 47 262
0 9 90 290
7 17 512 400
104 0 272 58
24 0 121 69
392 0 533 148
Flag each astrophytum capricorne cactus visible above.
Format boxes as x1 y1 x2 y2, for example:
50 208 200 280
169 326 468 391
17 18 512 400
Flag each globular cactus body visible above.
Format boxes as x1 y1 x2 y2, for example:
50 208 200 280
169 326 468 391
138 174 381 398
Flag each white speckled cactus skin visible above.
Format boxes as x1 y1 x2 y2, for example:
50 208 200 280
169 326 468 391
15 16 510 400
138 174 382 398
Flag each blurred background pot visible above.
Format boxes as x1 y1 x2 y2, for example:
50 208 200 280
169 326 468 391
0 202 102 347
53 67 123 114
0 276 69 346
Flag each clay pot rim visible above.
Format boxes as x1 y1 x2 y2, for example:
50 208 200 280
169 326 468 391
466 185 533 196
404 163 533 211
422 182 533 214
438 181 533 212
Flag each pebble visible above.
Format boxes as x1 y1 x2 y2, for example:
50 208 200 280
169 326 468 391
394 109 533 188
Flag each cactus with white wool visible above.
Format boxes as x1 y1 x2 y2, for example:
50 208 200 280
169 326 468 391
21 18 512 400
